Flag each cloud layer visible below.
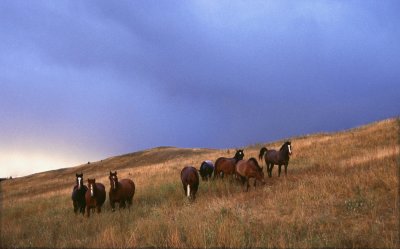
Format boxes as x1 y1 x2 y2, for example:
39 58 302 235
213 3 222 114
1 1 399 176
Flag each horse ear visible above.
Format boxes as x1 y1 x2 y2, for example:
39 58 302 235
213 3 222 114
110 171 112 175
114 171 117 175
76 173 78 177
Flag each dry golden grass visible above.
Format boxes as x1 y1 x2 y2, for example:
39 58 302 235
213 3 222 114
1 118 399 248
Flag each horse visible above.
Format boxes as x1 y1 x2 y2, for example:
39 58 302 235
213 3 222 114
236 158 265 191
199 160 214 181
214 149 244 179
181 166 200 200
85 178 106 217
259 141 292 177
71 173 88 215
109 171 135 212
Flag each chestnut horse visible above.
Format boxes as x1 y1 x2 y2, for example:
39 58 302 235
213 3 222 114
236 158 265 191
181 166 200 200
214 149 244 179
109 171 135 212
71 173 88 215
259 141 292 177
85 178 106 217
199 160 214 181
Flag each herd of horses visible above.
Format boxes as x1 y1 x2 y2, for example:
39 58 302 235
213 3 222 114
72 141 292 216
71 171 135 217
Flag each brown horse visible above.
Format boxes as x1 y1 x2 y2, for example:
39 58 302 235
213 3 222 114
85 178 106 217
259 141 292 177
71 173 88 215
236 158 265 191
181 166 200 200
214 149 244 179
109 171 135 212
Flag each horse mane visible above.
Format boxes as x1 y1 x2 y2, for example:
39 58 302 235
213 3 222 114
248 157 262 171
259 147 268 160
279 141 290 151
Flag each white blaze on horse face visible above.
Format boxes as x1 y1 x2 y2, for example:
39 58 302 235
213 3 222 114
187 185 190 198
112 176 117 190
288 145 292 155
77 177 82 189
90 184 94 197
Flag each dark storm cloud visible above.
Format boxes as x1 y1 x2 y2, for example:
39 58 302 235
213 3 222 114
1 1 399 176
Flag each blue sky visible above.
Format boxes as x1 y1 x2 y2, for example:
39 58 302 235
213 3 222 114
1 1 399 177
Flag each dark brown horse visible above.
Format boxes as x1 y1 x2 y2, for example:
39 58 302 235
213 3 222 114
85 178 106 217
181 166 200 200
199 160 214 181
71 173 87 215
259 141 292 177
236 158 265 191
214 149 244 179
109 171 135 212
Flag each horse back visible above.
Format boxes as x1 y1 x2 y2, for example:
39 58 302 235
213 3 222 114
216 157 235 173
214 157 224 169
235 160 247 176
181 166 199 187
236 159 263 178
95 183 106 205
265 150 279 163
119 179 135 197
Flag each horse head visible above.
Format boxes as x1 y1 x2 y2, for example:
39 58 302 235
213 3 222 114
249 158 266 185
280 141 292 156
234 149 245 161
109 171 118 191
76 173 83 190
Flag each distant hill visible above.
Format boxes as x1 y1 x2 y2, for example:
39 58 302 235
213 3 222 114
1 118 398 248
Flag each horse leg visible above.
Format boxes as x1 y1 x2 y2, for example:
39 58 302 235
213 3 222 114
121 200 126 209
110 200 116 212
96 205 101 213
278 165 282 177
86 206 91 217
240 175 246 185
246 178 250 192
269 164 274 177
127 197 133 209
183 184 187 196
73 201 78 214
214 168 221 179
80 204 85 215
284 164 288 176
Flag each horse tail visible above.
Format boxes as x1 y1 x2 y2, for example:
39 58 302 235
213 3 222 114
213 157 223 179
259 147 267 161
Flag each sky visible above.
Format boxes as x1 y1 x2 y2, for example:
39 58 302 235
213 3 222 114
1 0 399 178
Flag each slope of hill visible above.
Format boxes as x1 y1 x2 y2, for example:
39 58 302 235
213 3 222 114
1 118 399 248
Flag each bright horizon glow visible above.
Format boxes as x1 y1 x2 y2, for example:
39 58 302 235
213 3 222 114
0 151 86 178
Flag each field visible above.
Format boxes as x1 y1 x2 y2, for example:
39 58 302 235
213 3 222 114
1 118 399 248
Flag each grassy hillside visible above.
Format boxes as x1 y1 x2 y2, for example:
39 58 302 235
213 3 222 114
1 118 399 248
